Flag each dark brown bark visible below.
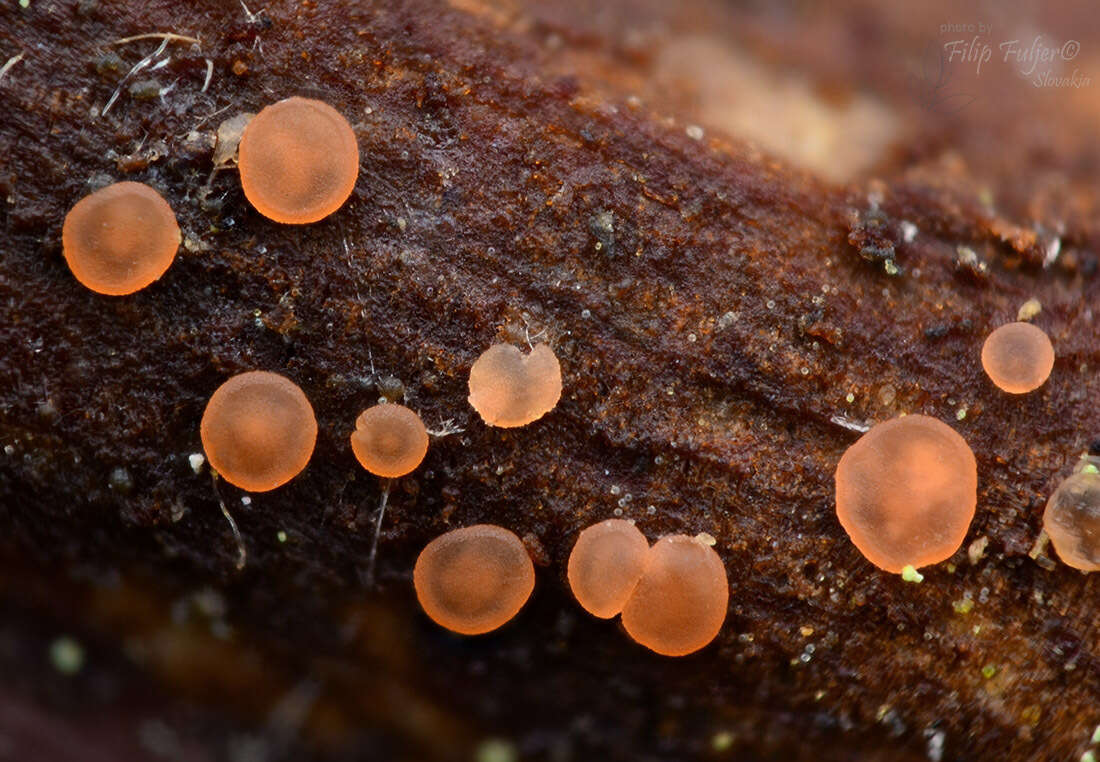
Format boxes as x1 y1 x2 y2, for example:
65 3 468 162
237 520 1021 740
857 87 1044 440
1 1 1099 760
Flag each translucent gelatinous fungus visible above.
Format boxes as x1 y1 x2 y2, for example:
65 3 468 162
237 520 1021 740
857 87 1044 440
834 415 977 574
61 181 180 295
467 343 562 428
1043 456 1100 571
350 403 429 478
238 96 359 224
620 535 729 656
980 321 1055 394
200 371 317 492
567 519 650 618
413 525 535 635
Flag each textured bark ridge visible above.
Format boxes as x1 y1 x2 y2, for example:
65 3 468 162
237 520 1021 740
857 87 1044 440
1 1 1099 760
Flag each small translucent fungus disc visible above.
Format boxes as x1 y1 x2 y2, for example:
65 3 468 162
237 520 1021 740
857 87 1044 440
413 525 535 635
620 535 729 657
350 403 429 478
200 371 317 492
1043 464 1100 571
238 97 359 224
567 519 650 618
834 415 977 573
980 322 1055 394
467 343 562 428
61 181 180 295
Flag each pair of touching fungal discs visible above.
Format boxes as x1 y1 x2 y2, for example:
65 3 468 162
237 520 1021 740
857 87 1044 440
350 403 429 478
1043 456 1100 571
568 519 729 656
468 343 562 428
414 525 535 635
834 415 977 575
62 181 181 295
200 371 318 492
981 321 1055 394
238 96 359 225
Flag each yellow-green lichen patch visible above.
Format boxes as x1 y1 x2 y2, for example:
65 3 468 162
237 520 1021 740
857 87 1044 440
953 597 974 615
901 565 924 583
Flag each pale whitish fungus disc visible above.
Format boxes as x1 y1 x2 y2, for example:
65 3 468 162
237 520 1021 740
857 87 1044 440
350 403 429 478
61 181 180 295
1043 460 1100 571
620 535 729 657
567 519 650 618
200 371 317 492
980 322 1055 394
467 343 562 428
413 525 535 635
834 415 977 574
238 97 359 224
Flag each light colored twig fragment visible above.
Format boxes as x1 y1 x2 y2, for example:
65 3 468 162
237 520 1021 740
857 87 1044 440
0 52 24 84
111 32 200 46
427 419 465 438
202 58 213 92
240 0 265 24
189 103 231 131
364 480 392 586
102 38 169 116
829 414 870 433
211 473 247 571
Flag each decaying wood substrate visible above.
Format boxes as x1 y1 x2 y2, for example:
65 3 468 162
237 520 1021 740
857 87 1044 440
1 1 1099 760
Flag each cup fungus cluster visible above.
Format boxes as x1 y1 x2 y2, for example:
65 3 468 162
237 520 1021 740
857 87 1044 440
413 525 535 635
980 321 1055 394
834 415 977 575
1043 456 1100 571
468 343 562 428
52 70 1094 663
568 519 729 656
61 181 181 295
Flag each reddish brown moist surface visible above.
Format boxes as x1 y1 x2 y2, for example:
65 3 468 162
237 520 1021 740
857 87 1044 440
1 1 1099 760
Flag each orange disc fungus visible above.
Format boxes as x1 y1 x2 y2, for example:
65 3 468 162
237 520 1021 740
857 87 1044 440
1043 457 1100 571
237 96 359 224
980 321 1055 394
834 415 977 574
567 519 650 618
350 403 429 478
620 535 729 657
200 371 317 492
413 525 535 635
61 181 180 295
467 343 562 428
